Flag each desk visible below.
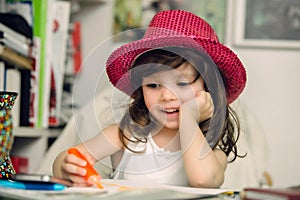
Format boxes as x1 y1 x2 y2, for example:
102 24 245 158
0 179 240 200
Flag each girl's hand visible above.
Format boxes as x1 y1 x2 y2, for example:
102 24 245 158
61 150 96 187
181 91 213 123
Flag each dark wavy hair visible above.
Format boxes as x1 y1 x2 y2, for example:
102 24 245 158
117 47 245 162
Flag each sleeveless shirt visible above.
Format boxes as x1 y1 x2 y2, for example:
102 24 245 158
111 134 189 186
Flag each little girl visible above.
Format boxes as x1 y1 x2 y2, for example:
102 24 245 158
53 10 246 188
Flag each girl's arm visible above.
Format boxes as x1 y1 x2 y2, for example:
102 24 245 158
52 124 122 187
179 91 227 188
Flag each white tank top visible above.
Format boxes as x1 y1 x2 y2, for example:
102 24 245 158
111 135 189 186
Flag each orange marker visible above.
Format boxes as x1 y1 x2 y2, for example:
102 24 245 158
67 147 103 189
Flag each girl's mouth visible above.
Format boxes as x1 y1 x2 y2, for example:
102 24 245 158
162 108 179 114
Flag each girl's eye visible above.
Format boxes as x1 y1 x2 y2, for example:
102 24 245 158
177 82 190 87
146 83 160 88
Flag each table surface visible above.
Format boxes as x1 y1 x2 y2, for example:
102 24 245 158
0 179 241 200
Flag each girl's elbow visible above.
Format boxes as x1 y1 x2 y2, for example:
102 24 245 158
189 173 224 188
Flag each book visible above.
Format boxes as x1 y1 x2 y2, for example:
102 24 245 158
5 0 33 28
71 22 82 74
6 68 21 127
49 0 71 127
65 21 82 75
19 68 31 126
0 30 32 57
0 12 32 39
0 61 4 91
0 12 33 57
28 37 40 127
31 0 55 128
10 156 29 174
243 187 300 200
0 22 31 46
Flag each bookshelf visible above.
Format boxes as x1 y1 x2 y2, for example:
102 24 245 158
1 0 108 174
0 0 71 173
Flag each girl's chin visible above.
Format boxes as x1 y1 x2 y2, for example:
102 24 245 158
159 121 179 131
151 113 180 129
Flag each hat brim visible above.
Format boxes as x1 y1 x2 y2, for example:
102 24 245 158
106 35 246 104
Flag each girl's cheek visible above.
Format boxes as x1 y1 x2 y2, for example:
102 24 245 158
181 83 205 102
178 88 197 103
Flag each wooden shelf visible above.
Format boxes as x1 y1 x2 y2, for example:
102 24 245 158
68 0 105 3
0 45 33 70
14 127 61 138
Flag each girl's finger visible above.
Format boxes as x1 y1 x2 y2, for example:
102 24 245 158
66 154 87 167
68 173 94 187
64 162 87 176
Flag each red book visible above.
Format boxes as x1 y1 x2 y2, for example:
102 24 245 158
11 156 29 174
243 187 300 200
71 22 81 74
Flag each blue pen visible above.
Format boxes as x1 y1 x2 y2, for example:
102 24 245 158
0 179 66 191
0 179 26 189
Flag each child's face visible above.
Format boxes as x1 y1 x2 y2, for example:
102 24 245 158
142 62 205 130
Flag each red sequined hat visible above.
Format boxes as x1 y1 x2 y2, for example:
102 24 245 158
106 10 246 103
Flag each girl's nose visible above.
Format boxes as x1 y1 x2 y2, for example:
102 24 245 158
161 87 177 101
